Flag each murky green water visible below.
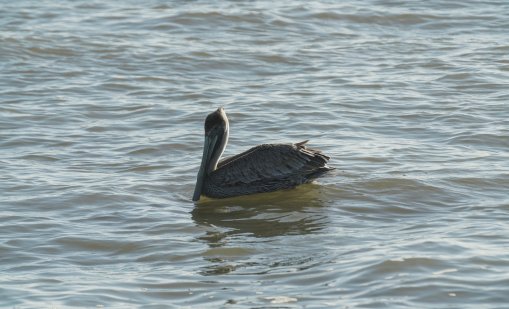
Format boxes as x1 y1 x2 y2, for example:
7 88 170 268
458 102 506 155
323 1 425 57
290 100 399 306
1 1 508 308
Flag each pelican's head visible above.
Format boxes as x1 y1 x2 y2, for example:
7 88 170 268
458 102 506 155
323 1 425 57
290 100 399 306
204 107 229 139
193 107 230 201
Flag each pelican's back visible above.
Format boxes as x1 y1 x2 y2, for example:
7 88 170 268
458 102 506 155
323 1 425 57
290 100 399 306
202 141 333 199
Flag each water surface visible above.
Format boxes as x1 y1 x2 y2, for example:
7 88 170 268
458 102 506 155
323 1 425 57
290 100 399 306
1 0 509 308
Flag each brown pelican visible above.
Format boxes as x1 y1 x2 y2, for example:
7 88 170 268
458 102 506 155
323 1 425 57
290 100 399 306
192 107 333 201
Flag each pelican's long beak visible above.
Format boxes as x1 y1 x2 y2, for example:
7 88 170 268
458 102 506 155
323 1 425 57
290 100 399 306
192 134 218 201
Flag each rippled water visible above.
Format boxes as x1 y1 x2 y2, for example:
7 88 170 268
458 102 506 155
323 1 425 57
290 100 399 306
2 0 509 308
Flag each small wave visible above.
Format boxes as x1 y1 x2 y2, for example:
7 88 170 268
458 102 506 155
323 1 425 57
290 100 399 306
447 132 509 148
27 46 77 57
308 11 443 26
16 154 60 161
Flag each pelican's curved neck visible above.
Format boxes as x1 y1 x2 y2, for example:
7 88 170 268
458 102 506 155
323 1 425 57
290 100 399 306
207 121 229 173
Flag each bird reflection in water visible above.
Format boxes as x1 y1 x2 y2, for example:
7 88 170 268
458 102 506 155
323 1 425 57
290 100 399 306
192 184 330 276
192 184 328 240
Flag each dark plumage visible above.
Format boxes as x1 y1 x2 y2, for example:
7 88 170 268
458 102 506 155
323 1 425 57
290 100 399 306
192 107 333 201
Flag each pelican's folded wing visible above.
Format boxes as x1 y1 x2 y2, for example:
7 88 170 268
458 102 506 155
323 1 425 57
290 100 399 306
210 141 332 186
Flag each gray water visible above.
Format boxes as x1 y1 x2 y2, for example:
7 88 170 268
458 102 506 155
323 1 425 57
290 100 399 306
1 0 509 308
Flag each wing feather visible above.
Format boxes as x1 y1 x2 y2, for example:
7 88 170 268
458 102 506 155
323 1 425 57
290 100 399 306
209 141 331 187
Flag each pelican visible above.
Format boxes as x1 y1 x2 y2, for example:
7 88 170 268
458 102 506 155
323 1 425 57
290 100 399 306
192 107 333 201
